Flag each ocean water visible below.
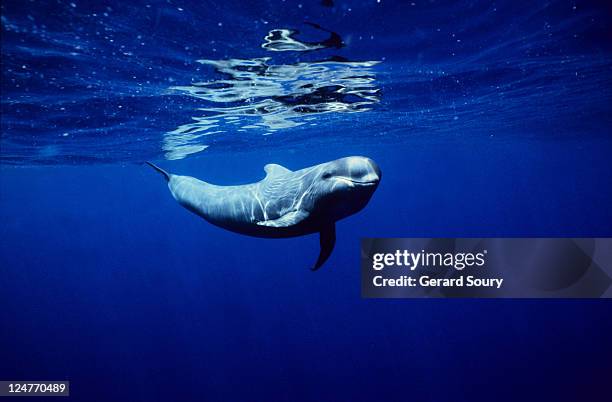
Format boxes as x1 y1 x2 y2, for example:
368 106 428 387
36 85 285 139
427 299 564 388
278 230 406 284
1 0 612 400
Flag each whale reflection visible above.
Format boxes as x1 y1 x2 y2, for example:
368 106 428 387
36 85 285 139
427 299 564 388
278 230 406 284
164 57 380 160
163 23 380 160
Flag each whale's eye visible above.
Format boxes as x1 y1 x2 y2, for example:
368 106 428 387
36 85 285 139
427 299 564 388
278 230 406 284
322 172 332 179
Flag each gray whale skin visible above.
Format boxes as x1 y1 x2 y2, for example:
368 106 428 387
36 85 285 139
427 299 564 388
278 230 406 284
147 156 381 270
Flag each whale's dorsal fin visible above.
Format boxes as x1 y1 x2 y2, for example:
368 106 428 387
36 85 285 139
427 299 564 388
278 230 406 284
264 163 291 177
256 210 309 227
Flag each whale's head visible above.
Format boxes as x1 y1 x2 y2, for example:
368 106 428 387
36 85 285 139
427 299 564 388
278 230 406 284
309 156 381 221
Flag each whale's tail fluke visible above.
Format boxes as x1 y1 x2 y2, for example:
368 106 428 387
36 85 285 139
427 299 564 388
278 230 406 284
146 162 171 182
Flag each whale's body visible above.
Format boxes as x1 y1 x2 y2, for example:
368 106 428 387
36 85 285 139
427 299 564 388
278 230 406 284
148 156 381 270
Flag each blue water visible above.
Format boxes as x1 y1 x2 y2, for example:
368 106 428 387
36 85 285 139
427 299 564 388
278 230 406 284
1 0 612 400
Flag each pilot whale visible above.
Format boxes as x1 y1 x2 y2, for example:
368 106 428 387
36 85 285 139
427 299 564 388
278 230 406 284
147 156 381 270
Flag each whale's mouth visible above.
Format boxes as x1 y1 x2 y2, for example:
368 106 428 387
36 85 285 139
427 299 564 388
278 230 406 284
334 177 378 186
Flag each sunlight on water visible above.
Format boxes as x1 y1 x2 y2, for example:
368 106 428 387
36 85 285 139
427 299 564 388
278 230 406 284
164 57 381 160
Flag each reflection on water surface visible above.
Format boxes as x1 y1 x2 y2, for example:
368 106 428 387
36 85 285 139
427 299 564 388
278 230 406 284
164 24 380 160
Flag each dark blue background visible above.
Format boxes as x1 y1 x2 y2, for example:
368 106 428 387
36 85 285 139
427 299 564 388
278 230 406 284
2 142 612 401
2 0 612 401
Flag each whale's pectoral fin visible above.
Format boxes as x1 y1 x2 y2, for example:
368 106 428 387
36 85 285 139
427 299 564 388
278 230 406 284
312 224 336 271
256 210 309 227
264 163 292 177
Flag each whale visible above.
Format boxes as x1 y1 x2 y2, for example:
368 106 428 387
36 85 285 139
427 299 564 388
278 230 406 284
147 156 381 270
